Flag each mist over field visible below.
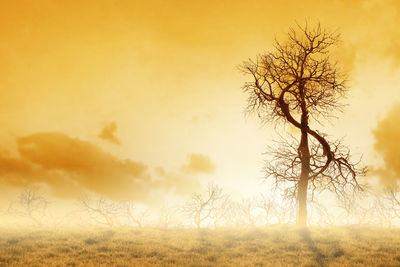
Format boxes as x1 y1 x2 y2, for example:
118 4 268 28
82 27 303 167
2 226 400 267
2 0 400 266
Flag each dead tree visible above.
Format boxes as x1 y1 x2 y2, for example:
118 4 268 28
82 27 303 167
209 196 235 228
183 183 225 228
121 201 150 227
385 186 400 224
275 197 296 224
78 195 121 227
257 191 296 225
257 194 275 225
308 198 335 226
157 205 184 229
337 191 373 225
237 197 258 227
371 194 393 227
240 22 366 226
7 185 50 226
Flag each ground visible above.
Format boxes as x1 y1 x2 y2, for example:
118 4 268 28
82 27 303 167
1 226 400 266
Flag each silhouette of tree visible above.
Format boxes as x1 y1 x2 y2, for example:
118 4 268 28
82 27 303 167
257 194 276 225
210 195 236 227
385 186 400 220
78 195 122 227
157 205 184 229
7 185 50 226
237 197 258 227
240 22 366 226
183 183 226 228
121 201 150 227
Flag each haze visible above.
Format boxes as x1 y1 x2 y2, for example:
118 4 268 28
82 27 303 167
1 0 400 215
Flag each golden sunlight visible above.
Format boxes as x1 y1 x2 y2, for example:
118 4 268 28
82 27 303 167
1 0 400 266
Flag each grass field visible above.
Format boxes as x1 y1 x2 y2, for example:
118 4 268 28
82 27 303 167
1 226 400 266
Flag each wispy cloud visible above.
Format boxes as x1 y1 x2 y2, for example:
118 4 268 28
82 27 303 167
99 122 120 145
0 132 213 203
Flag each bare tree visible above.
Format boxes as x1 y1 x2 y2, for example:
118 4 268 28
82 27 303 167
385 186 400 222
121 201 150 227
257 191 296 225
275 197 296 224
240 22 366 226
257 194 275 225
78 195 121 227
237 197 258 227
209 196 236 228
157 205 184 229
7 185 50 226
337 191 373 225
183 183 225 229
371 194 393 227
308 198 335 226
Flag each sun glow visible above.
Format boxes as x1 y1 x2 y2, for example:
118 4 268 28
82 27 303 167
1 1 400 265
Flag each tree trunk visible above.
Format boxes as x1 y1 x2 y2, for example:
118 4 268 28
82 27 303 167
297 173 308 226
297 128 310 226
195 214 201 229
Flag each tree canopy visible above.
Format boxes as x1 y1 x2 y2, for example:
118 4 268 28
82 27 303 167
240 22 366 225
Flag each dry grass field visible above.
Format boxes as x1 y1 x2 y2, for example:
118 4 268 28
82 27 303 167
1 226 400 266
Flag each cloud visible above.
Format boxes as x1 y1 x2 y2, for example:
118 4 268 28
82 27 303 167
183 153 216 174
0 154 35 186
372 102 400 184
17 132 148 200
99 122 120 145
154 167 200 195
0 132 203 203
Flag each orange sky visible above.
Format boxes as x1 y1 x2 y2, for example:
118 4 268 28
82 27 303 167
1 0 400 205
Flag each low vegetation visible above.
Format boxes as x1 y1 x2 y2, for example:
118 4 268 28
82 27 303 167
1 226 400 266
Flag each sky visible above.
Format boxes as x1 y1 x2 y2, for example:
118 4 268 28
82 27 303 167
1 0 400 208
